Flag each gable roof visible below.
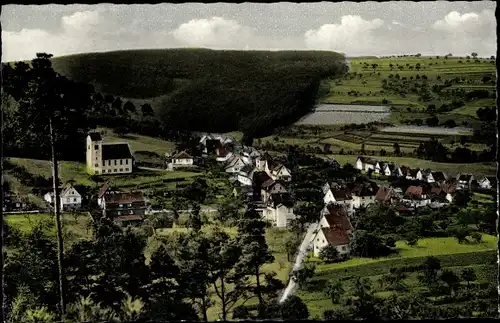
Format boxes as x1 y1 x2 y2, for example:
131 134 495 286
329 188 352 201
172 151 193 159
104 191 145 205
102 143 133 160
269 192 294 208
253 171 272 187
261 179 276 189
88 132 102 141
350 182 379 197
375 187 393 202
384 163 396 172
431 171 446 181
357 156 377 165
60 183 79 197
99 183 110 198
239 164 255 175
408 168 420 177
405 185 430 198
216 147 230 157
323 204 352 230
321 227 350 246
485 176 497 185
439 182 456 194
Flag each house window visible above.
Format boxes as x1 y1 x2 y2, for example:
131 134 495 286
316 238 319 242
118 211 121 215
114 160 117 165
108 160 111 166
114 169 117 172
95 164 98 167
95 171 99 174
88 145 90 150
120 160 123 165
102 161 105 166
120 169 123 172
323 239 325 243
73 198 77 202
125 168 129 171
66 198 70 203
119 204 123 208
125 159 128 165
94 145 98 150
342 246 346 251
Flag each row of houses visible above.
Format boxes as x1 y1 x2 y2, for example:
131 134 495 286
356 156 496 190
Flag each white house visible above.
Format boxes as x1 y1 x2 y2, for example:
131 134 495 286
394 165 408 178
86 132 134 175
374 161 387 174
416 169 430 181
225 156 248 174
312 227 351 257
383 164 396 177
44 183 82 210
323 188 353 213
270 164 292 182
167 151 194 170
456 173 474 190
263 193 295 228
477 176 496 190
406 169 420 180
350 182 379 209
355 156 377 172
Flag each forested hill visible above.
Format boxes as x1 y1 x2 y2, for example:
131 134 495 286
50 49 347 137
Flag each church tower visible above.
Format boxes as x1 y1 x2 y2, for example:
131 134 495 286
86 132 103 174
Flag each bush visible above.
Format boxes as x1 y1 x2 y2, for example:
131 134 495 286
470 231 482 244
319 245 341 263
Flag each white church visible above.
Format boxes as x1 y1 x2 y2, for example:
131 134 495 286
86 132 134 175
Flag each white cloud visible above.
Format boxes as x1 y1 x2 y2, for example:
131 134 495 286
171 17 255 49
304 15 384 55
432 9 494 33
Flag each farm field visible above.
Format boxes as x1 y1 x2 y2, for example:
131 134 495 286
324 57 495 106
297 234 497 318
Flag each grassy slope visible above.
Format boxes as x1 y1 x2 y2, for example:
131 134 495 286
298 234 497 318
323 57 496 125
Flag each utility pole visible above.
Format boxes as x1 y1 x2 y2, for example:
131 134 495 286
49 117 66 320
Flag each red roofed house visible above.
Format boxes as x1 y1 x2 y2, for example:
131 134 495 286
313 226 351 257
375 187 396 204
98 185 147 225
349 182 379 209
323 187 353 213
318 204 353 231
403 185 431 207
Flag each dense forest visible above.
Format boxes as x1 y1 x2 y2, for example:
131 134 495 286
2 49 347 160
50 49 347 137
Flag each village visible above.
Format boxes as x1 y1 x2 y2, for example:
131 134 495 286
3 130 496 261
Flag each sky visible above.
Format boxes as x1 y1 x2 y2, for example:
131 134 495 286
1 2 497 62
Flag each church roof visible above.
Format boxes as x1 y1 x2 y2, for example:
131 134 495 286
88 132 102 141
102 143 133 160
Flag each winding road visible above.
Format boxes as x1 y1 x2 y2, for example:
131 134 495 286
279 221 320 303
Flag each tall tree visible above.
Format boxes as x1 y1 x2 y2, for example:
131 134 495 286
205 229 247 321
189 202 202 231
234 209 275 309
175 232 213 321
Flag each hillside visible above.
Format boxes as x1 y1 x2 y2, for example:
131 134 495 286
321 55 496 125
50 49 348 137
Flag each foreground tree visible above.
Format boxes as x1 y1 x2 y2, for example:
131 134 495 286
234 209 276 308
324 279 345 304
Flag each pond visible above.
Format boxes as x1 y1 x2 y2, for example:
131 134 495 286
380 125 473 135
295 104 390 125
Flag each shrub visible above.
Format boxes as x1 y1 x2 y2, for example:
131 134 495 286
470 231 482 244
319 245 341 263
